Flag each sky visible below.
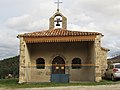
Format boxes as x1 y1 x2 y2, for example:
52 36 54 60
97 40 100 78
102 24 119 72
0 0 120 60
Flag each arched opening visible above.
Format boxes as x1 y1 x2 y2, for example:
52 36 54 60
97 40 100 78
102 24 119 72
54 16 62 28
52 56 65 74
72 58 81 69
36 58 45 69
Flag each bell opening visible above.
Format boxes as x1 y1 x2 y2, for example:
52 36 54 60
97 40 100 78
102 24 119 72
54 16 62 28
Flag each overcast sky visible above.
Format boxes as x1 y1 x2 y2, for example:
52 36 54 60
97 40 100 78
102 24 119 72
0 0 120 60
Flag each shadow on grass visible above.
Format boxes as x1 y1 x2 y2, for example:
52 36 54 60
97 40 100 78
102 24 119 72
0 78 120 88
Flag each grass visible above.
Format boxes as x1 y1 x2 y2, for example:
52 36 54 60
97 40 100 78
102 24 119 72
0 79 120 88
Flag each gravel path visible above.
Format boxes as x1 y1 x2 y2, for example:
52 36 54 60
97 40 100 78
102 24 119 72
1 84 120 90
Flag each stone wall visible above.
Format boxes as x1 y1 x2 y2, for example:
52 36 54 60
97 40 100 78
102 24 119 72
18 37 26 83
100 49 108 77
19 37 32 83
94 35 102 82
94 35 108 82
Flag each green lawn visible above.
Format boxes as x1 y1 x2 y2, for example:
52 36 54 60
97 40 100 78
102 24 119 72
0 79 120 88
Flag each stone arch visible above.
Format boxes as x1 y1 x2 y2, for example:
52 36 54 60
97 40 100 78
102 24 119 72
49 11 67 29
52 56 65 74
36 58 45 69
71 58 82 69
50 54 66 64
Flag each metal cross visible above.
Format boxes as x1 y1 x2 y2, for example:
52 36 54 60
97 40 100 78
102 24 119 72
55 0 63 11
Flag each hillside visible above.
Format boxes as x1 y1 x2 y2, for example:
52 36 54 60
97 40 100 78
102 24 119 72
111 55 120 60
0 56 19 79
108 55 120 64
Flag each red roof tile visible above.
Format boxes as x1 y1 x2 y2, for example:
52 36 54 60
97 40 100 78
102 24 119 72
18 28 102 37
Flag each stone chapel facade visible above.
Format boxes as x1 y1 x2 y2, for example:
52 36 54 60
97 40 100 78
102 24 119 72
18 9 109 83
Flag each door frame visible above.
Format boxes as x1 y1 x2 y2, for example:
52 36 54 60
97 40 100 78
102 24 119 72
51 56 69 83
52 56 65 74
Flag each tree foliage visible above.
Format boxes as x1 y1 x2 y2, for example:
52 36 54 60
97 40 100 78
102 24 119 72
0 56 19 79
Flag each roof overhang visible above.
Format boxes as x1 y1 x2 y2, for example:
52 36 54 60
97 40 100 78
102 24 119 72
23 35 96 43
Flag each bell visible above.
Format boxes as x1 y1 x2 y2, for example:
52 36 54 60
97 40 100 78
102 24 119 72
56 23 60 26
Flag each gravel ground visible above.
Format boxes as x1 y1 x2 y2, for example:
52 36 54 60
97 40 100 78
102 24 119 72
1 84 120 90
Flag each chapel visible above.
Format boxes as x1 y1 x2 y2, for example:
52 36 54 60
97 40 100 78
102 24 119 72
17 1 109 83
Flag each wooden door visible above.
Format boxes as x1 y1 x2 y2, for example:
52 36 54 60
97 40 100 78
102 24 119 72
52 56 65 74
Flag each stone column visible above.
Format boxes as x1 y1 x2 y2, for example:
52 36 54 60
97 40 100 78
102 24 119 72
18 37 26 83
94 35 102 82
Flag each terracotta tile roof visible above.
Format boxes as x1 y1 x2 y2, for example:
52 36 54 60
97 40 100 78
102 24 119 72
18 28 102 37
